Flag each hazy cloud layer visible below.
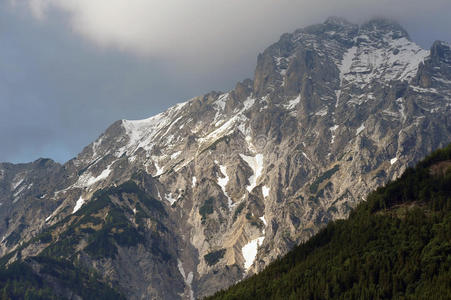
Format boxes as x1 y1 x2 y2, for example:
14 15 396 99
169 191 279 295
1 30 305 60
16 0 451 64
1 1 450 163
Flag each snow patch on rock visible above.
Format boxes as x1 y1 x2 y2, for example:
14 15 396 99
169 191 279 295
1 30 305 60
336 46 358 106
262 186 270 198
213 93 229 122
11 177 25 191
76 165 112 188
330 125 339 144
216 164 234 210
120 101 187 156
283 95 301 110
72 196 85 214
342 36 428 87
177 259 194 300
199 97 254 147
171 151 182 160
242 237 265 271
356 124 365 135
302 152 311 161
151 158 164 176
315 107 328 116
240 154 264 192
165 193 177 206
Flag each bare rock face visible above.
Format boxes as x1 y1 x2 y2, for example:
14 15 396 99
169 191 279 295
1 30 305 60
1 18 450 299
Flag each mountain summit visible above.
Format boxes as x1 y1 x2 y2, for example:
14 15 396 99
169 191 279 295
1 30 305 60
0 18 450 299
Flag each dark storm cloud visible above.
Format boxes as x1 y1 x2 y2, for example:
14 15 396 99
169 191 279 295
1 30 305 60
1 1 450 163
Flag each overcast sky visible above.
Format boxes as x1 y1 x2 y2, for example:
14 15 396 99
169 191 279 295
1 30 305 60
1 0 450 164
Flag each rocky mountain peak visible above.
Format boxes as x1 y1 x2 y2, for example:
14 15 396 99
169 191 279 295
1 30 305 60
0 17 450 300
360 17 410 40
253 17 428 101
324 16 354 27
414 40 451 88
430 40 451 64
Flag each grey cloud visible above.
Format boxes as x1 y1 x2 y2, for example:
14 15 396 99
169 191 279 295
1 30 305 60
13 0 451 65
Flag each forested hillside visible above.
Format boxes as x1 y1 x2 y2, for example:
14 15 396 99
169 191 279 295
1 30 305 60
207 144 451 299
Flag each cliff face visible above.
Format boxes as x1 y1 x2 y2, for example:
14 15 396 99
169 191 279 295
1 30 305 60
205 144 451 300
0 17 450 299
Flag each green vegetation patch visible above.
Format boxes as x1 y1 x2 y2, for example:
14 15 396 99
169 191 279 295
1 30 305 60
85 205 145 259
40 182 153 260
0 261 56 299
115 181 166 215
5 224 27 247
0 257 124 300
37 232 53 244
200 197 215 224
233 202 246 222
204 249 226 266
309 164 340 194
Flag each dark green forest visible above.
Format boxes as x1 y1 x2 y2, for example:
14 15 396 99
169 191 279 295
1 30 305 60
207 144 451 300
0 257 123 300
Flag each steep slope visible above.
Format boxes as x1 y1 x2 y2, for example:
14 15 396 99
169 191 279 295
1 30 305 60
0 159 69 255
0 258 124 299
0 174 184 299
207 144 451 299
0 17 450 299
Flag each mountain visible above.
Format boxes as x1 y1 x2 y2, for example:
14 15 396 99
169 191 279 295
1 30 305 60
206 144 451 299
0 17 450 299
